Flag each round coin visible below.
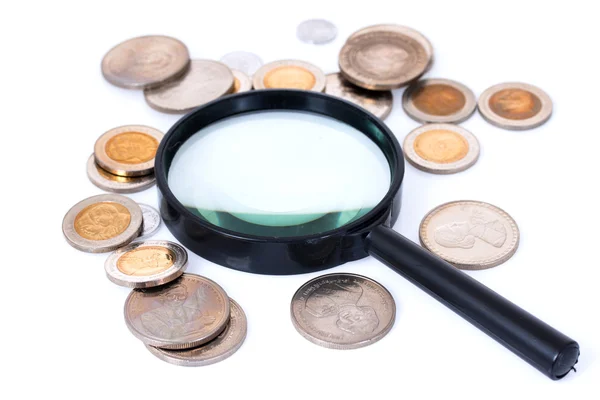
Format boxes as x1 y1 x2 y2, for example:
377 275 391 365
105 240 187 288
297 19 338 44
339 30 430 90
253 60 326 92
86 154 155 193
325 73 393 120
62 194 143 253
94 125 163 177
124 273 230 350
419 200 520 270
478 82 552 130
403 124 480 174
144 60 234 113
291 273 395 349
101 35 190 89
220 51 263 76
145 298 247 366
231 69 252 94
403 79 476 123
138 204 161 239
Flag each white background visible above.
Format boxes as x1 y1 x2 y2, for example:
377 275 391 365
2 0 599 398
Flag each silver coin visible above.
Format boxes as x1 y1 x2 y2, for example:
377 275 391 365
253 59 326 92
403 124 480 174
124 273 230 350
297 19 337 44
220 51 263 76
62 194 143 253
325 73 393 119
291 273 395 349
403 78 477 124
145 298 247 366
419 200 520 270
86 155 155 193
105 240 187 288
138 204 161 239
144 60 234 113
478 82 552 130
231 69 252 94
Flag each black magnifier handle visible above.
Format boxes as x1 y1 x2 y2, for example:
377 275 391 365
366 225 579 380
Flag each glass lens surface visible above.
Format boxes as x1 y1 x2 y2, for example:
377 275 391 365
168 111 391 237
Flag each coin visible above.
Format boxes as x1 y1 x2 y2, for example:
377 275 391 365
145 298 246 366
144 60 234 113
124 273 230 350
478 82 552 130
86 155 155 193
138 204 161 239
220 51 263 76
403 79 476 123
325 73 393 120
291 273 395 349
297 19 338 44
231 69 252 94
94 125 163 177
419 200 520 270
105 240 187 288
101 35 190 89
62 194 143 253
339 29 430 90
253 60 326 92
403 124 480 174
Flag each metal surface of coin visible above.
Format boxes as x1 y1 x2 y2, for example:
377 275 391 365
291 273 395 349
144 60 234 113
339 30 430 90
124 273 230 349
297 19 338 44
138 204 161 239
347 24 434 59
419 201 520 270
253 60 326 92
478 82 552 130
86 155 155 193
94 125 163 177
403 124 480 174
145 298 246 366
62 194 143 253
231 69 252 94
403 79 476 123
101 35 190 89
220 51 263 76
325 73 393 120
105 240 187 288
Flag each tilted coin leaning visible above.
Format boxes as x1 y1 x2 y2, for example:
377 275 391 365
138 204 161 239
325 73 393 120
253 60 326 92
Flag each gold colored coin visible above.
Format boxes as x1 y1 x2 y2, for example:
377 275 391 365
413 129 469 164
412 84 466 116
488 88 542 120
116 246 175 276
263 66 316 90
74 202 131 241
230 69 252 94
105 132 159 164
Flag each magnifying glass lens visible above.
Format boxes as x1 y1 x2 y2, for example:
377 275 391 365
168 111 391 237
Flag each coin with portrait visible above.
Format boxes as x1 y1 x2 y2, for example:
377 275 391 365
403 78 476 123
62 194 142 253
325 73 393 120
86 154 156 193
253 60 326 92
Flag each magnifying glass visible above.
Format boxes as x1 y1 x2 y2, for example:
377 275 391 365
155 89 578 380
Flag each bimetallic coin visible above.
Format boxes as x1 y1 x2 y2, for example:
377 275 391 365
403 79 476 123
145 298 247 366
124 273 230 350
403 124 480 174
86 155 155 193
419 200 520 270
231 69 252 94
297 19 338 44
138 204 161 239
220 51 263 76
291 273 395 349
105 240 187 288
325 73 393 120
144 60 234 113
253 60 326 92
339 30 430 90
101 35 190 89
94 125 163 177
62 194 143 253
478 82 552 130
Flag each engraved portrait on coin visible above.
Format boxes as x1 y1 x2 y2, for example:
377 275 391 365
105 132 159 164
74 203 131 241
434 209 506 249
117 246 175 276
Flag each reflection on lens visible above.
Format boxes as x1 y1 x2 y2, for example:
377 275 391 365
168 111 391 237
